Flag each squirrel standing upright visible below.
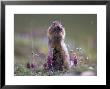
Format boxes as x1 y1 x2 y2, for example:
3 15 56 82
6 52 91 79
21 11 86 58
47 21 70 71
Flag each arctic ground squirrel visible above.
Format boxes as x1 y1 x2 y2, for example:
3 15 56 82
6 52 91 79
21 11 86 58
47 21 70 71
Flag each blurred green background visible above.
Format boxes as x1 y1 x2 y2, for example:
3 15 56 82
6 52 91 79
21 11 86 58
14 14 97 76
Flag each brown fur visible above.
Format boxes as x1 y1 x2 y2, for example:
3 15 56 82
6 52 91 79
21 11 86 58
47 21 70 70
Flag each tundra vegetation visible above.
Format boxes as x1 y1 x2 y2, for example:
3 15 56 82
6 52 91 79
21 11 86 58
14 14 97 76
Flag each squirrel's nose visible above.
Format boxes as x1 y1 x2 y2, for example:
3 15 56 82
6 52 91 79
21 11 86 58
55 26 62 32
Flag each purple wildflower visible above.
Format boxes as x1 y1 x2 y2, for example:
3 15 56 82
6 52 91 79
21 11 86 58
74 58 77 66
47 56 53 69
70 52 78 67
26 62 36 69
31 63 36 69
43 63 48 70
27 62 31 69
43 56 53 70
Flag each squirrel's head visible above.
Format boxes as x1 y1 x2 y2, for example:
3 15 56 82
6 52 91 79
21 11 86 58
47 21 65 42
